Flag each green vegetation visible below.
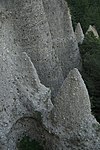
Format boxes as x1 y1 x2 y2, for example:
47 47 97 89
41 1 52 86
67 0 100 34
67 0 100 123
17 136 44 150
79 32 100 122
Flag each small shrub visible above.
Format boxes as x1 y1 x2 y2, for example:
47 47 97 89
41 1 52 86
17 136 44 150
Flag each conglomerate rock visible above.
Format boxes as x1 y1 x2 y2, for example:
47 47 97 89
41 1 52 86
0 0 100 150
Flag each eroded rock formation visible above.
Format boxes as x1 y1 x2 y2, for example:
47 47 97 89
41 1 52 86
50 68 100 150
75 22 84 44
86 25 99 38
0 0 100 150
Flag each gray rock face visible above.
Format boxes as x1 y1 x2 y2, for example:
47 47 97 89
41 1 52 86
5 0 81 94
86 25 99 38
0 9 53 149
5 68 100 150
45 69 100 150
42 0 81 77
0 0 100 150
2 0 64 99
75 22 84 44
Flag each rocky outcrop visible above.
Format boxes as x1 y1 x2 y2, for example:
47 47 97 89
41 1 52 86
75 22 84 44
86 25 99 38
3 0 64 98
2 52 54 150
42 1 81 77
4 0 81 96
2 67 100 150
0 0 100 150
49 68 100 150
0 8 53 149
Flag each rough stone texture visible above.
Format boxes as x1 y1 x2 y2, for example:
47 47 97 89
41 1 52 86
7 117 59 150
75 23 84 44
5 69 100 150
42 0 81 77
5 0 81 91
0 9 53 149
44 69 100 150
86 25 99 38
0 0 100 150
3 0 64 99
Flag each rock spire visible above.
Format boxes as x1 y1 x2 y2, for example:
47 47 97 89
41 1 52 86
0 0 100 150
75 22 84 44
86 25 99 38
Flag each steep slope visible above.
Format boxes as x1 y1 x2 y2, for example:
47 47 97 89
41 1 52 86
0 10 53 149
42 0 81 77
4 0 81 98
0 0 99 150
5 0 64 98
47 69 100 150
